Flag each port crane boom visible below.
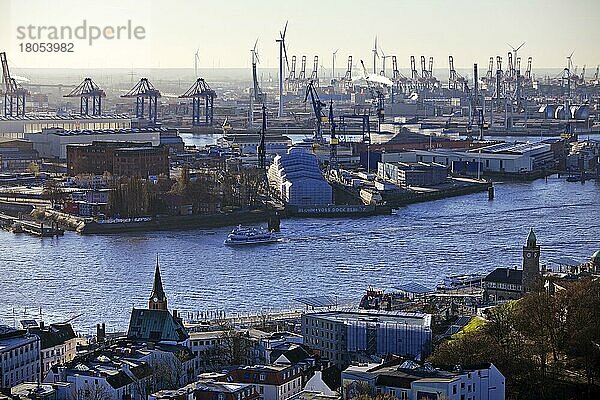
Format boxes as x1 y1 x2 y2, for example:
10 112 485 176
303 80 327 143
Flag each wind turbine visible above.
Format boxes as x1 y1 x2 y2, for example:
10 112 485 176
276 21 290 117
566 51 575 71
379 47 391 76
194 49 200 78
251 38 263 103
332 48 339 79
372 36 379 74
508 42 525 72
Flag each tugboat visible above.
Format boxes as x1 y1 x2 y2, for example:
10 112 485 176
224 225 280 246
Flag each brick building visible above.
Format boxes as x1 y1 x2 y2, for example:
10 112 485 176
67 141 169 177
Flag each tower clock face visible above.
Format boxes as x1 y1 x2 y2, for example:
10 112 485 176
153 297 158 302
527 253 532 258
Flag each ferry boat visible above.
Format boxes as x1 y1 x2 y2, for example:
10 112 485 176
224 226 280 246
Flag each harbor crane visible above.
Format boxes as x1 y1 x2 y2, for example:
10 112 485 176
360 60 385 126
298 56 307 82
338 56 353 91
122 78 161 125
310 56 319 85
1 52 28 116
391 56 408 101
448 56 467 92
258 104 267 170
64 78 106 116
179 78 217 127
303 80 327 143
328 101 338 169
286 55 297 91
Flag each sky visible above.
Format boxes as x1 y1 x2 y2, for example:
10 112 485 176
0 0 598 71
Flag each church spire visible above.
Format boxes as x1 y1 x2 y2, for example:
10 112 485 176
149 254 167 310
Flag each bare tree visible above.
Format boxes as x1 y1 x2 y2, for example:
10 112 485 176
73 383 113 400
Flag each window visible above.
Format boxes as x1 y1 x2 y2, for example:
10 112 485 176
453 385 457 394
218 394 225 400
259 373 265 381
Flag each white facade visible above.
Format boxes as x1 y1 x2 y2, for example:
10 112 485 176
0 328 41 389
40 336 87 376
342 362 505 400
0 115 132 137
268 147 332 206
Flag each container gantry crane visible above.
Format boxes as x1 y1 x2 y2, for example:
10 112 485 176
122 78 161 125
64 78 106 116
179 78 217 127
1 52 28 116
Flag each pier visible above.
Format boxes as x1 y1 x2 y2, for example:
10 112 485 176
0 212 64 237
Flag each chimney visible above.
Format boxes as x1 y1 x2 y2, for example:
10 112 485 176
173 309 178 319
506 269 510 278
40 321 45 329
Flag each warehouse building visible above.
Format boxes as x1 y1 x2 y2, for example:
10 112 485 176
26 127 183 159
377 161 448 187
378 141 554 174
0 114 132 139
67 141 170 177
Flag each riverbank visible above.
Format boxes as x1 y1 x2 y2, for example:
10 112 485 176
41 208 275 234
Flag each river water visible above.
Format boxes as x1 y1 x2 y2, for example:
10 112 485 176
1 175 599 335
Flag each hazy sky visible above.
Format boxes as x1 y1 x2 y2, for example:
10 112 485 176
1 0 598 70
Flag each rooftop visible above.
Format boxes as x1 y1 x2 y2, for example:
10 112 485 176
305 309 431 326
41 127 169 136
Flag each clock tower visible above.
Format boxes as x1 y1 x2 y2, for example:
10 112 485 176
149 255 168 310
522 228 541 293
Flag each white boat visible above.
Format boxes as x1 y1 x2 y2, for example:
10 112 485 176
224 226 280 246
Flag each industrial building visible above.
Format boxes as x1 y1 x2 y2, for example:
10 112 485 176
0 140 39 171
377 161 448 187
301 310 432 368
0 114 132 139
268 147 332 206
67 141 170 177
341 360 505 400
378 141 555 174
26 127 183 159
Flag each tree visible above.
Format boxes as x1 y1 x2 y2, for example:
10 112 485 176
74 382 112 400
27 162 40 176
43 178 65 207
200 330 254 370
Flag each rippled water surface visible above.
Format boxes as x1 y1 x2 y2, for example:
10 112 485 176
1 177 599 333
